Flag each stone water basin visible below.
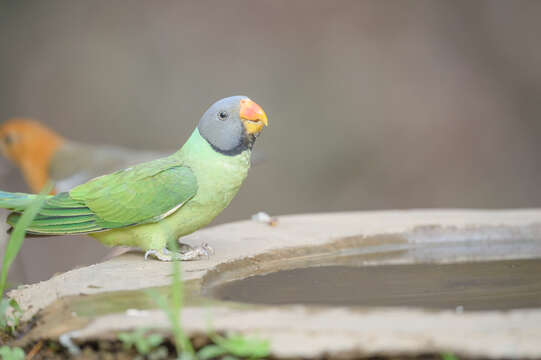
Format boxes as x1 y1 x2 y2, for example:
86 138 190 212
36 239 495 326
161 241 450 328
208 258 541 311
8 210 541 358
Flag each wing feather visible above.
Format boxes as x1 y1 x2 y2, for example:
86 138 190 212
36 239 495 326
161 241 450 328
7 157 198 235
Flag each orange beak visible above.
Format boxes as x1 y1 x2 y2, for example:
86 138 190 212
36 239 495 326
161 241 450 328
239 98 268 134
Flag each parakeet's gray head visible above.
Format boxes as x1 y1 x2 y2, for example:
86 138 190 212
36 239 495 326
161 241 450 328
198 96 268 156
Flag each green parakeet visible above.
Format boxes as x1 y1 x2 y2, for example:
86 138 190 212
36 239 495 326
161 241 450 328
0 96 268 261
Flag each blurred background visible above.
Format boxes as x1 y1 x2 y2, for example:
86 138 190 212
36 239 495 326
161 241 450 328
1 0 541 284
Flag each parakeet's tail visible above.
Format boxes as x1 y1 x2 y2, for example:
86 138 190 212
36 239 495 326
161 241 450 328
0 191 106 235
0 190 41 211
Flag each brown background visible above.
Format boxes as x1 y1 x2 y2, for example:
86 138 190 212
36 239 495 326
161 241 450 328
1 0 540 284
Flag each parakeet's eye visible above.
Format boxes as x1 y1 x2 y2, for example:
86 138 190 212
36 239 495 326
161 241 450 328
217 111 229 121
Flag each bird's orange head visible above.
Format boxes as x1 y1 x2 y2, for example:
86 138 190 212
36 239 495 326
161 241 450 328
0 118 64 192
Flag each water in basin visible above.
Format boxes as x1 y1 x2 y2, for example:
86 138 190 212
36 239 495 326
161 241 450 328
208 258 541 311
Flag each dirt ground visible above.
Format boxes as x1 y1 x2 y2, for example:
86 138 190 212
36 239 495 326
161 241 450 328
2 330 471 360
19 339 467 360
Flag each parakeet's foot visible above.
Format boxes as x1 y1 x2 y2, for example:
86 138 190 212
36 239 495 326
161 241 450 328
178 242 215 255
144 244 213 261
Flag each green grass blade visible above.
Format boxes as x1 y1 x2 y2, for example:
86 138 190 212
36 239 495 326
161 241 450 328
146 238 195 358
442 353 459 360
167 238 195 356
0 183 53 296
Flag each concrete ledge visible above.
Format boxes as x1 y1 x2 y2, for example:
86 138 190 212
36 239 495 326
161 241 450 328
8 209 541 358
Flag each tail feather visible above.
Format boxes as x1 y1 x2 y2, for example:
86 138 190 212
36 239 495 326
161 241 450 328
0 190 105 235
0 190 42 211
30 214 96 226
7 212 103 234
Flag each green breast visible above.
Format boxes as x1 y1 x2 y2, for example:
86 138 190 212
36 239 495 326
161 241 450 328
166 129 251 237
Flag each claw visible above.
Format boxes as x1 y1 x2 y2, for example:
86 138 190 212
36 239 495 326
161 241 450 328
144 245 213 262
201 243 214 256
200 245 210 259
144 249 156 260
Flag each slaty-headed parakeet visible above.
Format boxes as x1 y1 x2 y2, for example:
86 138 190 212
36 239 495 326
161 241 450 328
0 96 268 261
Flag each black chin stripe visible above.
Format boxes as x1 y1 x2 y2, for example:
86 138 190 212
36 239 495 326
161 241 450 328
210 133 256 156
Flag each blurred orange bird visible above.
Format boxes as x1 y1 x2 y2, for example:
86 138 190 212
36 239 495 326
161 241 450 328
0 118 164 193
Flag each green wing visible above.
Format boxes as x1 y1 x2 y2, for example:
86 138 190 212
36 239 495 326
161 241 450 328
7 157 198 234
70 157 198 227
